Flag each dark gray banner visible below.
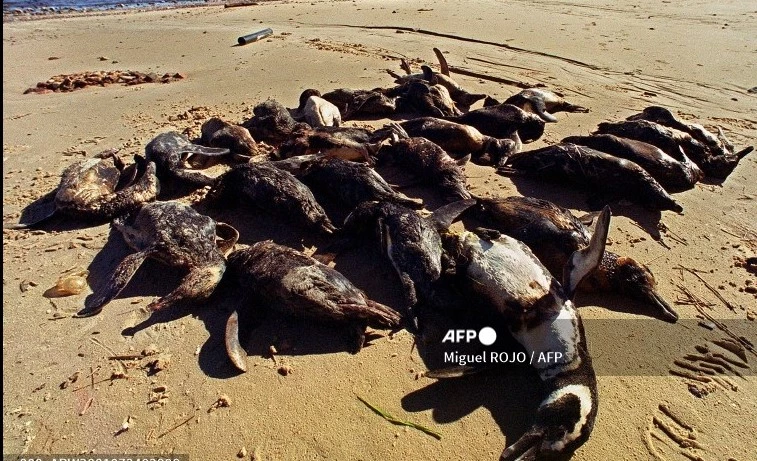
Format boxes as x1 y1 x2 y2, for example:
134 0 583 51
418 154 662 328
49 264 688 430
418 319 754 377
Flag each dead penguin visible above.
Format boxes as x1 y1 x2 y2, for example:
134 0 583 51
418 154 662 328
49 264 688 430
594 119 750 179
420 63 486 110
320 88 397 119
341 199 476 326
444 103 545 143
299 156 423 210
381 124 472 203
627 106 751 157
626 106 753 178
438 207 610 461
294 89 342 128
7 150 159 229
501 143 683 212
201 117 260 159
375 117 517 167
385 47 486 110
145 131 232 188
242 99 310 146
441 207 610 461
224 241 403 371
470 196 678 321
395 80 462 117
207 162 337 234
278 126 385 163
76 201 238 317
503 88 589 122
562 133 703 191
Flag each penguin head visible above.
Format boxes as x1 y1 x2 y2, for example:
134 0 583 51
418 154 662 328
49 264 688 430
612 256 678 323
501 383 597 461
517 114 546 143
298 88 322 109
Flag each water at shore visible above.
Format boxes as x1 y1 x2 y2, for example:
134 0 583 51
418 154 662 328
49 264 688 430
3 0 210 15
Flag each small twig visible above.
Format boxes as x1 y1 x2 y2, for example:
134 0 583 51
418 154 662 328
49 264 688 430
157 414 195 439
91 338 127 374
446 65 537 89
660 225 688 245
674 285 714 309
675 266 738 311
90 337 117 355
79 397 94 416
46 315 70 321
675 284 757 359
721 227 744 239
643 253 667 266
71 375 125 392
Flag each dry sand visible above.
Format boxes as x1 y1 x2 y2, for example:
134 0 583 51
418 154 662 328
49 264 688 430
3 1 756 460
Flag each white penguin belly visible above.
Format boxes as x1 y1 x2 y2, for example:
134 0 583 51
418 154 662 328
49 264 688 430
461 232 582 380
462 232 552 312
511 302 582 380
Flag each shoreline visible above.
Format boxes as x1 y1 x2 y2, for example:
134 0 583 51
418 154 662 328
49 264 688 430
1 0 271 22
3 5 215 23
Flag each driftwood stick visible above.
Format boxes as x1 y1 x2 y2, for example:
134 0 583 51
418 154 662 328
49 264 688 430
447 65 537 89
675 265 737 311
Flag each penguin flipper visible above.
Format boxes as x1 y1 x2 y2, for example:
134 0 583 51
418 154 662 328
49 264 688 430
77 248 156 317
430 198 477 231
563 205 611 299
6 189 58 230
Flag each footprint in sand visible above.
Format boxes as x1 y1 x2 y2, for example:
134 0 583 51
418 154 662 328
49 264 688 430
644 338 751 460
644 401 705 461
668 337 750 397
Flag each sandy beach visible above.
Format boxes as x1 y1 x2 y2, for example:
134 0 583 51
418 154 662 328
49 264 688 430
3 1 756 460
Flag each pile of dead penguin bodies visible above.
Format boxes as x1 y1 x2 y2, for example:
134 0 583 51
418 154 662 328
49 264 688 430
11 50 753 461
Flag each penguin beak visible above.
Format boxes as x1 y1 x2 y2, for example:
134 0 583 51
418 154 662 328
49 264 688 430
644 288 679 323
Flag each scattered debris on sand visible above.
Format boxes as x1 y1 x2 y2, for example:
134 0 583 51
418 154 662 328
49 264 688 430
24 70 185 94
